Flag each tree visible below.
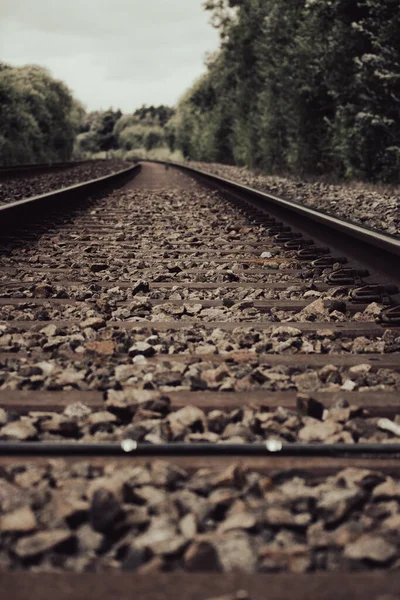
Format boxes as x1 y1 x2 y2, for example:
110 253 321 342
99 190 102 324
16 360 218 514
173 0 400 182
74 105 176 158
0 63 82 165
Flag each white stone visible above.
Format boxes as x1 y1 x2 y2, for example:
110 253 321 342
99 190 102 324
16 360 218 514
341 379 356 391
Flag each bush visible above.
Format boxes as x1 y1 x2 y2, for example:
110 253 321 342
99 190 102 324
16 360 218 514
74 105 176 160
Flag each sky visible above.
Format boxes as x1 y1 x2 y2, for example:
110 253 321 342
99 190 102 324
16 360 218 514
0 0 220 112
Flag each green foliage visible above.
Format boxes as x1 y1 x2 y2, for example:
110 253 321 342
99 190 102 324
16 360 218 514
134 105 175 127
173 69 235 163
123 147 183 162
0 63 82 166
173 0 400 182
75 104 176 160
75 109 122 155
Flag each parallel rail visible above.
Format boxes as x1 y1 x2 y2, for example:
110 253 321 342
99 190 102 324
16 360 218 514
0 159 96 178
3 440 400 457
0 163 141 239
157 161 400 296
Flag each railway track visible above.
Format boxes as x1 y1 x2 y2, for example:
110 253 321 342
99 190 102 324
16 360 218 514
0 160 92 177
0 159 133 207
0 161 400 599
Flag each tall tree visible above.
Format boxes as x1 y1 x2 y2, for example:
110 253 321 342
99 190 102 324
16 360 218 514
174 0 400 182
0 63 82 166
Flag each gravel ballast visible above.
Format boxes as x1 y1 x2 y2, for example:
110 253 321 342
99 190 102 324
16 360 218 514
186 162 400 238
1 462 400 572
2 396 400 445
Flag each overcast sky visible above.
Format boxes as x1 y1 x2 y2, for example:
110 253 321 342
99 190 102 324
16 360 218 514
0 0 220 112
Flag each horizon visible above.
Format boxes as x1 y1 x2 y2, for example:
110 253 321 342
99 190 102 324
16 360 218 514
0 0 220 112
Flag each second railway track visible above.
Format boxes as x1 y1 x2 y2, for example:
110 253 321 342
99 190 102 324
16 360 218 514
0 161 400 598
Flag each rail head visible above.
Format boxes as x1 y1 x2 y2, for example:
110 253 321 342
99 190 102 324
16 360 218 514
150 160 400 290
160 160 400 254
0 159 101 177
2 440 400 458
0 164 140 214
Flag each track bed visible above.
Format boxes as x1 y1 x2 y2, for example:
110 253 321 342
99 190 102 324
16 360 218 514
0 162 400 597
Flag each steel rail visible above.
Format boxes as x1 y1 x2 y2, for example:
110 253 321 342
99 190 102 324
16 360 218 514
153 161 400 299
2 441 400 458
0 163 141 240
0 159 97 177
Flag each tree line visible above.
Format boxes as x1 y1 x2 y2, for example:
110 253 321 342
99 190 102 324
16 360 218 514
74 105 176 160
0 62 176 166
172 0 400 182
0 63 84 166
